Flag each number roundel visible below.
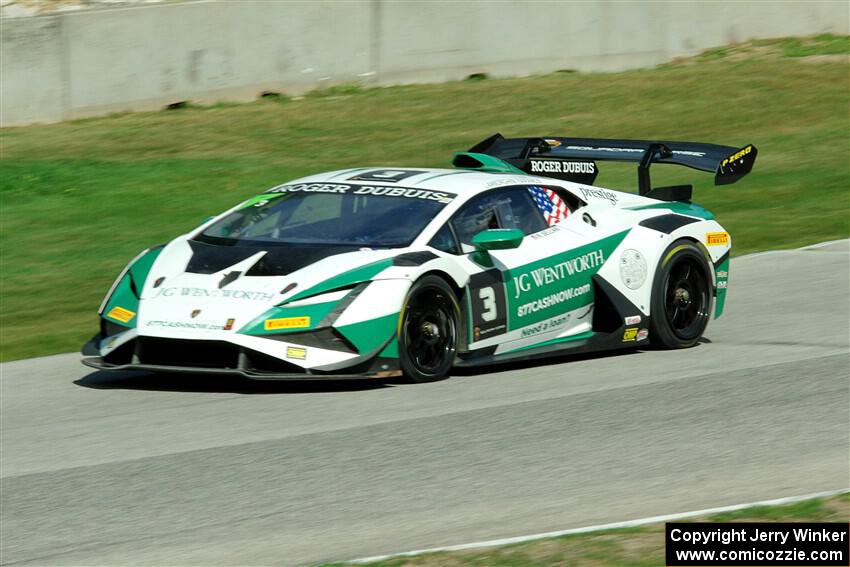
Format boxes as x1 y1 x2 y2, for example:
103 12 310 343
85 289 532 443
348 169 422 183
468 271 507 341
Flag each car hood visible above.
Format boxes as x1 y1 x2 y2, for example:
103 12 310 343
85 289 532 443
135 238 401 335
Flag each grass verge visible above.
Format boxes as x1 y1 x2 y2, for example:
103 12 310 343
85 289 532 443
318 493 849 566
1 36 848 361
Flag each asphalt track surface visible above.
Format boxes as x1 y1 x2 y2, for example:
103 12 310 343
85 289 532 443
1 241 848 566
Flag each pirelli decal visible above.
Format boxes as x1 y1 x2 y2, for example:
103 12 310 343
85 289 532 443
706 232 730 246
721 145 753 167
264 316 311 331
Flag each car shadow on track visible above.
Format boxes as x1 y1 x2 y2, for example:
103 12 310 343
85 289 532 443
452 338 712 377
451 347 643 377
74 370 397 394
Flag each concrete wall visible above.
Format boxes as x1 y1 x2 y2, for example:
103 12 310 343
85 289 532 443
1 15 65 124
2 0 848 126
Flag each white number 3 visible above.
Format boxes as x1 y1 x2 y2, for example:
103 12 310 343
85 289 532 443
479 287 497 322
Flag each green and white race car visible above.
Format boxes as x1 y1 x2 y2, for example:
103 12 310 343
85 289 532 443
82 134 757 382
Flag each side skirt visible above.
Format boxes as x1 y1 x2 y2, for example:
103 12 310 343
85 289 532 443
454 332 641 368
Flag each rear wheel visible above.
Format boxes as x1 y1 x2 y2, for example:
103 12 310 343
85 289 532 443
649 240 712 349
399 276 459 383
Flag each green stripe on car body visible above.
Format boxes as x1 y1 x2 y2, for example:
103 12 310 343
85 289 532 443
238 299 342 335
127 246 164 285
452 152 527 174
714 254 731 318
103 276 139 327
103 247 164 327
337 312 399 355
504 230 630 330
628 202 714 220
378 337 399 358
286 258 394 303
238 193 286 209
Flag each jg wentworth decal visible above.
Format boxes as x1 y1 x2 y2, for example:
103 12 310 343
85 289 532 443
512 249 605 300
506 231 629 329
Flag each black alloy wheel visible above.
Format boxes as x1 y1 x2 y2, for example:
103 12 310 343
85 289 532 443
649 239 712 348
399 276 459 383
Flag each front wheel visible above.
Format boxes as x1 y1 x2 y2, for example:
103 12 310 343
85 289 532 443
399 276 459 383
649 239 712 349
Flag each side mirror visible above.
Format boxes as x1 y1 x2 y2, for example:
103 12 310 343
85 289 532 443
472 228 524 251
471 229 523 266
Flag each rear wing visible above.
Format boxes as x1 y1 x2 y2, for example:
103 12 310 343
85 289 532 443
455 133 757 198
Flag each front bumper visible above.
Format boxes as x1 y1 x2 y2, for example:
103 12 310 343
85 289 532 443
80 357 399 380
81 333 401 380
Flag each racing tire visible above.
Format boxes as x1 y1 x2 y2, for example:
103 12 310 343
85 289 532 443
399 275 459 383
649 239 712 349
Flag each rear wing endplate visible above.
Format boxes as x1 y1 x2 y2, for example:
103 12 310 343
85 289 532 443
456 133 757 196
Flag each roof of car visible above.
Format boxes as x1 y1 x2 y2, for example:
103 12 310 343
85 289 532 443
284 167 553 194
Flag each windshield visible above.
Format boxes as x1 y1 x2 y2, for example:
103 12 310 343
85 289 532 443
197 183 453 247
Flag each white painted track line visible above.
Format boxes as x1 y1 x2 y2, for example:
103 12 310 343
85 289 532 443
348 488 850 564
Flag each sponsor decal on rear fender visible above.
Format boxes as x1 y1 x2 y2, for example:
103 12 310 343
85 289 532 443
706 232 730 246
622 327 639 342
619 249 647 289
716 269 729 289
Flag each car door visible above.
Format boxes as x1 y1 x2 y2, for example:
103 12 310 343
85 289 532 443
443 185 628 351
447 186 547 345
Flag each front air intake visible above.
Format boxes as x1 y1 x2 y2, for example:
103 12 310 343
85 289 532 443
135 338 240 369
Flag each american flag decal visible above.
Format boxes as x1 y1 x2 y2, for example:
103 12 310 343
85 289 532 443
528 186 569 226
